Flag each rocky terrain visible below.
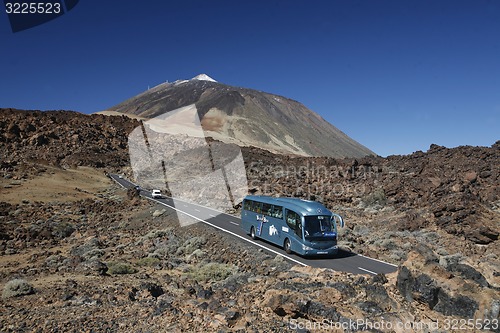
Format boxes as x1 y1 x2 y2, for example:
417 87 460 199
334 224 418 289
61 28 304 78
245 141 500 249
1 109 499 332
0 108 139 171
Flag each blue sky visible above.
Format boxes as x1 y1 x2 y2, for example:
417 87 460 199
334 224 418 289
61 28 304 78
1 0 499 157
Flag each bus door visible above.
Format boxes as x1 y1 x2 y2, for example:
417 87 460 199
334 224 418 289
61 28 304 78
285 209 303 241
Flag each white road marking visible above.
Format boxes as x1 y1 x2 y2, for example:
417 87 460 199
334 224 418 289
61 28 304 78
209 214 216 217
156 191 233 217
109 176 126 188
194 209 200 212
230 221 239 226
358 254 398 267
358 267 378 275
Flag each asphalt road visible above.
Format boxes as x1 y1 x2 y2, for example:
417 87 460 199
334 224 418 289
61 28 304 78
110 174 398 276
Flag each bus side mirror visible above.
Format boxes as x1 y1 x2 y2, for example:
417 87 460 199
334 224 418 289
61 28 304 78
332 214 344 228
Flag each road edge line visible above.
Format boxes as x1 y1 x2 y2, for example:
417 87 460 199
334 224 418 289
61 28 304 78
358 267 378 275
109 175 126 188
358 254 398 267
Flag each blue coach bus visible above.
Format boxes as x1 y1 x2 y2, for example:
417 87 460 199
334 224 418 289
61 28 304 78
241 195 344 256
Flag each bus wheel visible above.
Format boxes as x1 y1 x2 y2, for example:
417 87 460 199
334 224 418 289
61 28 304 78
284 238 292 254
250 226 257 240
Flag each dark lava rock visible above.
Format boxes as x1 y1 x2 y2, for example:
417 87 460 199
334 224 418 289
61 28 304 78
371 273 388 284
397 266 414 302
328 282 357 298
297 300 341 321
447 263 489 288
217 272 249 292
466 227 499 245
140 282 164 298
413 274 440 308
415 244 439 265
397 266 439 308
70 237 103 258
364 283 394 310
397 265 479 317
197 301 209 310
196 287 213 299
356 301 384 315
225 309 240 325
128 287 138 301
50 221 75 239
154 294 175 316
433 290 478 318
207 299 222 312
78 259 108 276
61 293 74 301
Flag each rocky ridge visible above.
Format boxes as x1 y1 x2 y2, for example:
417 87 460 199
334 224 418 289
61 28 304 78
0 108 139 172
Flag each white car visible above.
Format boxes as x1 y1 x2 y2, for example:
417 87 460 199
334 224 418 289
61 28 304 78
151 190 162 199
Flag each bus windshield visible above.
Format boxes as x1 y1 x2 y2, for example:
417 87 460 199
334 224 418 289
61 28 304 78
303 215 337 241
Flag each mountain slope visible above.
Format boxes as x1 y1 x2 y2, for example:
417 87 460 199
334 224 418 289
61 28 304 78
106 74 375 158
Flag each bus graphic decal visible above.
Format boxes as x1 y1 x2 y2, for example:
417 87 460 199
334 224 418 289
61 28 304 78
256 215 268 236
256 215 268 223
269 225 278 236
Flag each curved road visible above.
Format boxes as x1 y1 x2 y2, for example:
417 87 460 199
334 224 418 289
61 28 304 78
110 174 397 276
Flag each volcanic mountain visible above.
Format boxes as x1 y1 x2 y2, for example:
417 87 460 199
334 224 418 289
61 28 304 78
105 74 374 158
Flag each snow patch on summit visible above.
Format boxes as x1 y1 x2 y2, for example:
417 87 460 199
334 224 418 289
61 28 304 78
192 74 217 82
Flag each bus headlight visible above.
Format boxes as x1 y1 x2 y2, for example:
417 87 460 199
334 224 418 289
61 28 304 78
302 244 314 251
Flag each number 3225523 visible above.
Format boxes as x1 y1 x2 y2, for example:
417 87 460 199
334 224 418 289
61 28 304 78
5 2 62 14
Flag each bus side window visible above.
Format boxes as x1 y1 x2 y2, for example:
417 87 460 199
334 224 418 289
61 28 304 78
295 219 303 237
253 201 262 213
244 200 252 211
286 210 303 238
286 209 297 229
262 203 272 216
271 205 282 219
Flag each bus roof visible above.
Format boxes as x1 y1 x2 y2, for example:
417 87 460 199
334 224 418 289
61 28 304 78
244 195 331 216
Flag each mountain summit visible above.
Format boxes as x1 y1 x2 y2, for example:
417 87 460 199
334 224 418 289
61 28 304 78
191 74 217 82
107 75 374 158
